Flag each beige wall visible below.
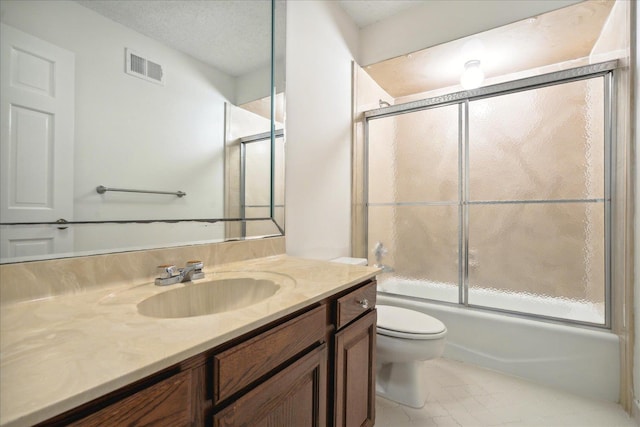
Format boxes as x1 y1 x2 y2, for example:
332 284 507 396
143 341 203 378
359 1 583 67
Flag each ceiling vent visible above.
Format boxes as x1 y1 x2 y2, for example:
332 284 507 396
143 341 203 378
125 48 164 85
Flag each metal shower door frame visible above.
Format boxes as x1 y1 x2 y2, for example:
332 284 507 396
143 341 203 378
363 60 616 328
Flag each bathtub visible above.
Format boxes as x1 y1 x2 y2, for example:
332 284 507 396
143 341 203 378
377 280 620 403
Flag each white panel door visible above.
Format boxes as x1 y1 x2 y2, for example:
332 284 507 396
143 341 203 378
0 23 75 258
0 224 73 261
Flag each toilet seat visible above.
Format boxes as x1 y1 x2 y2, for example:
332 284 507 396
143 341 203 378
377 305 447 340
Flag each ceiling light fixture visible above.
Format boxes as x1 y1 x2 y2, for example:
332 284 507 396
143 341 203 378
461 60 484 90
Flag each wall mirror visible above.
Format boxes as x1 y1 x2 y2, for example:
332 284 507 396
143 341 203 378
0 0 286 263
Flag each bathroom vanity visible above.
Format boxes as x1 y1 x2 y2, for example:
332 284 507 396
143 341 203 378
0 255 378 427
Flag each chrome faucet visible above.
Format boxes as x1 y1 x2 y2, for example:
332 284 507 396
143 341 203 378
155 260 205 286
373 242 394 273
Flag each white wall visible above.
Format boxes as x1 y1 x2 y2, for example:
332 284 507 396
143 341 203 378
359 0 583 66
2 0 233 219
1 0 238 251
285 0 359 259
236 58 286 107
236 63 271 106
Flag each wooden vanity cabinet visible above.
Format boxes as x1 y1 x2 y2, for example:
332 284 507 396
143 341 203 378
39 279 377 427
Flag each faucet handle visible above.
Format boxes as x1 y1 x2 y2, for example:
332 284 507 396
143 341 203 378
185 260 203 270
184 260 205 281
157 264 179 279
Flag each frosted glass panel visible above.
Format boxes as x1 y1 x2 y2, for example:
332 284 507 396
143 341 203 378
368 104 459 203
244 137 284 226
369 205 458 303
244 139 271 216
273 136 285 207
469 77 604 201
468 203 605 324
273 136 285 230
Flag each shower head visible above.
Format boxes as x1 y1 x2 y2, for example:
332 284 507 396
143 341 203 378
379 99 391 108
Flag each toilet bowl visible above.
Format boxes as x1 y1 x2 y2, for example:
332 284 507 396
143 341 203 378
376 304 447 408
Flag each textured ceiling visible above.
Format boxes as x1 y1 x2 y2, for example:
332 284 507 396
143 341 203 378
76 0 274 77
75 0 415 77
338 0 423 28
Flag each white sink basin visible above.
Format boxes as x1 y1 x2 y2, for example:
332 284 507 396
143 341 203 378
137 277 280 318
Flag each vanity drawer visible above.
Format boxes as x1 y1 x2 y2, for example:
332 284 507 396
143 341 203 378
336 280 376 330
69 370 193 426
213 304 327 404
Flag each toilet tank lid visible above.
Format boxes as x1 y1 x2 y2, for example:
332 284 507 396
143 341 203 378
330 257 368 266
377 305 446 335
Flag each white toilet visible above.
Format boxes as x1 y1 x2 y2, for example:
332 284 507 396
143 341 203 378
329 257 447 408
376 304 447 408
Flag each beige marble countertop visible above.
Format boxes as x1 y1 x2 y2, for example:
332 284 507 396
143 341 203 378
0 255 379 427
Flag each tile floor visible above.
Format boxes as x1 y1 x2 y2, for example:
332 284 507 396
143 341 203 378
375 358 636 427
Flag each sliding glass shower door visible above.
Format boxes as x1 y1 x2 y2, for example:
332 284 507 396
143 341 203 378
365 64 612 326
367 104 460 304
466 78 606 323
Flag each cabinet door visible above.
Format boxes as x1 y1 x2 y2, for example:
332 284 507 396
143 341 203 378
334 309 377 427
213 344 327 427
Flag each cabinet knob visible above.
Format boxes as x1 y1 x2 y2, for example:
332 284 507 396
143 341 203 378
357 298 369 309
